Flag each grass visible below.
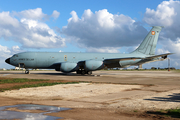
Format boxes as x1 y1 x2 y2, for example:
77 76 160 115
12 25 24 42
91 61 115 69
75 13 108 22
147 108 180 118
0 78 82 92
173 69 180 72
0 81 80 92
134 110 138 112
165 109 180 117
0 78 48 84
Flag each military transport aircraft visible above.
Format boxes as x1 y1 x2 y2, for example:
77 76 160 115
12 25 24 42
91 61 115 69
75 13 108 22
5 26 173 75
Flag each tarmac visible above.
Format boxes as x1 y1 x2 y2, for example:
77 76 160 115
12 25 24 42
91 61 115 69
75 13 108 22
0 70 180 120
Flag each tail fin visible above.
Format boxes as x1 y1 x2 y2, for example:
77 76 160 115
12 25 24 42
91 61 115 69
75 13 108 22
132 26 163 55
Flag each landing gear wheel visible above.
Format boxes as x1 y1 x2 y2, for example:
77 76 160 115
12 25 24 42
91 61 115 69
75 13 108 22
76 70 81 74
87 71 92 75
25 70 29 74
76 69 89 75
81 70 86 75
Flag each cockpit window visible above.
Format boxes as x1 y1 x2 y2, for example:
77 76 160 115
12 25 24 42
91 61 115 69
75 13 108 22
13 54 18 57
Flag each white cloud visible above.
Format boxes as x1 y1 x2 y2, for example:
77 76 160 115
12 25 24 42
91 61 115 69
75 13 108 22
144 0 180 40
14 8 47 20
158 38 180 59
0 11 19 27
0 8 65 49
144 1 176 26
11 45 23 54
12 8 60 21
0 45 11 58
0 44 24 68
0 45 23 58
62 9 147 51
51 10 60 19
68 11 79 22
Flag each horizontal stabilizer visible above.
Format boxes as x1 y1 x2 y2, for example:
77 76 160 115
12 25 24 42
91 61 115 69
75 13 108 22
144 53 174 59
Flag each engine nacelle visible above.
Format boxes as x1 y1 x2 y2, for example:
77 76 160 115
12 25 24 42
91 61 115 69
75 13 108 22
60 62 78 73
85 60 104 71
119 59 140 68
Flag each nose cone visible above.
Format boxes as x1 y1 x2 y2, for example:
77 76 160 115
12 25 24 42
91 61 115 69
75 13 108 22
5 58 10 64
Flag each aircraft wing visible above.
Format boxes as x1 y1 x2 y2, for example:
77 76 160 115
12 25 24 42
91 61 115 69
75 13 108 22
144 53 174 59
103 53 174 63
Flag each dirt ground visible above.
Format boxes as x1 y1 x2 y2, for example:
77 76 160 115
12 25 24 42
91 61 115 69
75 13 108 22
0 70 180 120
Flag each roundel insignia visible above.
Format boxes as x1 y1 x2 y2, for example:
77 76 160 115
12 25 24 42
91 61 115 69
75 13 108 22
151 31 155 35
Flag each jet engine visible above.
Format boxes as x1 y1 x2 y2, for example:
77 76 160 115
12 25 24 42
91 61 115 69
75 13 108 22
60 62 79 73
119 59 141 68
119 60 132 68
85 60 104 71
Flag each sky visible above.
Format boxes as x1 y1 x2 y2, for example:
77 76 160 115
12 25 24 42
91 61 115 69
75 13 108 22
0 0 180 69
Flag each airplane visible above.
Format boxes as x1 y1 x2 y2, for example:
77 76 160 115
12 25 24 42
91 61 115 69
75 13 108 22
5 26 173 75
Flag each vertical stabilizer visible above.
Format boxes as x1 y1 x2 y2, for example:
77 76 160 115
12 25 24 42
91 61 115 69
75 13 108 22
132 26 163 55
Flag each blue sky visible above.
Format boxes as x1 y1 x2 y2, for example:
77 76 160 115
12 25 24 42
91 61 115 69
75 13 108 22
0 0 180 69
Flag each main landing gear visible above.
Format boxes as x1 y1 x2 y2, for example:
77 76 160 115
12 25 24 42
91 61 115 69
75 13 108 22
76 70 92 75
25 69 29 74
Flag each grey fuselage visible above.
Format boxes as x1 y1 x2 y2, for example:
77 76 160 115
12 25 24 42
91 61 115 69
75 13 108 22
7 52 153 70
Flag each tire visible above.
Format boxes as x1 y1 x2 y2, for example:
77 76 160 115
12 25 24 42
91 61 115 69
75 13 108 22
81 70 86 75
76 70 81 74
87 71 92 75
25 70 29 74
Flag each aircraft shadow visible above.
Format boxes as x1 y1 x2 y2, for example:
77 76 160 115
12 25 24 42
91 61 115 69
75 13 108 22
146 110 180 119
0 72 22 74
145 93 180 118
144 93 180 102
33 72 93 76
0 71 94 76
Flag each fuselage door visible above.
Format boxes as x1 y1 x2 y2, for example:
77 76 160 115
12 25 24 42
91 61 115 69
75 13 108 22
19 63 25 68
64 55 67 61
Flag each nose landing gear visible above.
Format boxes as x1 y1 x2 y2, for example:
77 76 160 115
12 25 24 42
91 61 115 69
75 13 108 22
25 69 30 74
18 63 29 74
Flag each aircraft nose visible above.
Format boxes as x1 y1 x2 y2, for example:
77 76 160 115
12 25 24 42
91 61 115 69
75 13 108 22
5 58 10 64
